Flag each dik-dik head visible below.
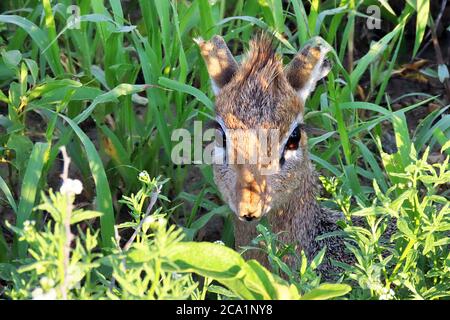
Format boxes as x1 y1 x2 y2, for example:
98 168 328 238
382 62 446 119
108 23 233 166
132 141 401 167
196 34 331 222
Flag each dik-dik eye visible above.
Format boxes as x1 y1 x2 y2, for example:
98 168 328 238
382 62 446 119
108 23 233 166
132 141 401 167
285 125 301 151
280 124 302 166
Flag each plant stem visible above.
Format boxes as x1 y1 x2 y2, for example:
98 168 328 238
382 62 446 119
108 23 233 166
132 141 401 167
123 185 161 251
60 146 73 300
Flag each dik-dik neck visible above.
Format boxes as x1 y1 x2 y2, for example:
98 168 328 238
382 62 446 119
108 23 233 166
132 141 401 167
267 160 322 255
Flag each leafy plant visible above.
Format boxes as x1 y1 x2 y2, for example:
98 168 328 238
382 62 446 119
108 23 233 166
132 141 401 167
0 0 448 300
321 144 450 300
0 161 350 300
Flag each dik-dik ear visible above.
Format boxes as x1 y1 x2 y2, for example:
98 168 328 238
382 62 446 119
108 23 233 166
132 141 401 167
285 39 331 104
195 35 238 95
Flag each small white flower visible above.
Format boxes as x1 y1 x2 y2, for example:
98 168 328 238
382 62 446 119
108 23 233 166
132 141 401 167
143 215 157 225
214 240 225 246
138 171 150 184
370 282 382 292
23 220 35 229
32 287 57 300
157 217 167 227
39 277 55 291
142 215 166 230
142 215 156 232
138 171 147 179
378 288 395 300
32 287 43 298
23 220 36 234
172 272 182 280
60 179 83 195
379 292 394 300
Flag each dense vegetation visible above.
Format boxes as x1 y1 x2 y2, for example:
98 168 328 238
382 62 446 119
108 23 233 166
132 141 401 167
0 0 449 300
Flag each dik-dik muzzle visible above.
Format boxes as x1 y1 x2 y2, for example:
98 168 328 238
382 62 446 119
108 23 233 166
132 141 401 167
234 165 268 221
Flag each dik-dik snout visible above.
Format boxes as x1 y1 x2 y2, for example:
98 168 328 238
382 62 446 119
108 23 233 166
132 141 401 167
235 166 267 221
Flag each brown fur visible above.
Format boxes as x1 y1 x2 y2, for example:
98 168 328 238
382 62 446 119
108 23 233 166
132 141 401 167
215 35 300 135
197 34 345 280
195 36 238 89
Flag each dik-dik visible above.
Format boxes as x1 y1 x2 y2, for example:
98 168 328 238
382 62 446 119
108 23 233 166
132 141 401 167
196 34 348 279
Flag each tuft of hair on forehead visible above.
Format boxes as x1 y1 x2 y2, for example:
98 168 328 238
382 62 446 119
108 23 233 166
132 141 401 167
215 32 302 133
237 32 283 87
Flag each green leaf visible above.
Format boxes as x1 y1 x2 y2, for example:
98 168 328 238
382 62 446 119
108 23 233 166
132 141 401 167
0 263 16 280
74 83 149 124
0 174 17 213
344 165 365 201
392 112 412 169
167 241 300 299
290 0 309 44
437 64 449 83
315 5 348 35
413 0 430 57
169 242 245 279
0 15 62 75
0 89 8 103
397 218 416 240
355 140 388 192
243 260 279 299
310 246 327 270
42 0 64 76
14 142 50 258
423 233 434 255
379 1 397 16
207 285 237 298
1 50 22 68
440 138 450 153
58 114 115 249
28 79 82 101
24 58 38 85
300 283 351 300
71 210 103 225
158 77 214 111
6 134 33 175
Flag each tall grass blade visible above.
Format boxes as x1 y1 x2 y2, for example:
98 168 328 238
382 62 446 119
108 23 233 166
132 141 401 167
14 142 50 258
59 115 115 250
413 0 430 57
0 175 17 213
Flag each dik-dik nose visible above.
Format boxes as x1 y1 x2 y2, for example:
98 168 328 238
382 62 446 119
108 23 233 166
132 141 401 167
238 200 263 221
236 169 265 221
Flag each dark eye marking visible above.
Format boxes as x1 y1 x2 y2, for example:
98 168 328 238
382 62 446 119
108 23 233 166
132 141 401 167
285 125 301 151
280 124 304 166
214 121 226 149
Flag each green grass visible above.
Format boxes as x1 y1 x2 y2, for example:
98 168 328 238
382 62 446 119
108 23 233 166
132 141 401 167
0 0 449 300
